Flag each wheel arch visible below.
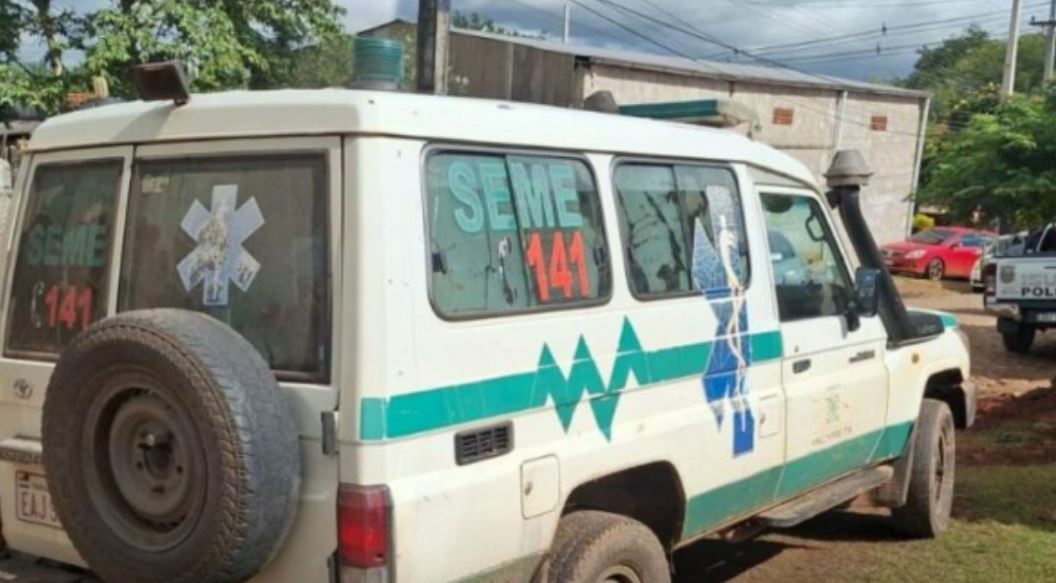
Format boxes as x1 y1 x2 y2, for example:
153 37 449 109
560 461 686 551
922 368 973 429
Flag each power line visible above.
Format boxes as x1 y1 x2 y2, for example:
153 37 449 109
708 1 1048 59
579 0 925 137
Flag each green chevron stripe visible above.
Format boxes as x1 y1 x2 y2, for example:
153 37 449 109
359 327 784 440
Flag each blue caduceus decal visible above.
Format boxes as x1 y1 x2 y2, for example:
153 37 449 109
692 192 754 457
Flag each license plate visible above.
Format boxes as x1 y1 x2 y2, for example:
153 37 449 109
1037 312 1056 323
15 471 61 528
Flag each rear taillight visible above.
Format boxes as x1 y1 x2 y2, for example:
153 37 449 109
338 484 390 569
983 263 997 296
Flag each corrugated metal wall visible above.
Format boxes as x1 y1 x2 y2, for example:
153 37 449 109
449 35 577 106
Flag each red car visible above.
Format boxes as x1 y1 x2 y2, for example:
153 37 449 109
882 227 995 280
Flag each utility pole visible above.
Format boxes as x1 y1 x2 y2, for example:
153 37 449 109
563 3 572 44
1001 0 1024 100
416 0 451 94
1029 0 1056 83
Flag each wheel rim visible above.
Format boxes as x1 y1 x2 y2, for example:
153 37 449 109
933 432 947 502
928 260 943 279
81 368 207 551
598 565 643 583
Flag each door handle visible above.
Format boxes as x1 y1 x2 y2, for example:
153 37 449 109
792 359 811 374
849 350 876 364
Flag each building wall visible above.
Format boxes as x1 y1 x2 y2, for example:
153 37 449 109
577 63 925 244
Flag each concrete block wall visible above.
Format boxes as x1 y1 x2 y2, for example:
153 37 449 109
579 64 925 244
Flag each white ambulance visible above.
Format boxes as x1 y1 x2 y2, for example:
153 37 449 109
0 70 973 583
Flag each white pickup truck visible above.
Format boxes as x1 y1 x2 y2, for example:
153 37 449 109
984 223 1056 352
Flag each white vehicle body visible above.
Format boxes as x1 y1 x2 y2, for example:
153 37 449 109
985 224 1056 348
0 90 972 582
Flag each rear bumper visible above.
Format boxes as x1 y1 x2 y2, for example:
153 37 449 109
986 298 1056 326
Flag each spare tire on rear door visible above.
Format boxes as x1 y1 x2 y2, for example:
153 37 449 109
42 309 300 583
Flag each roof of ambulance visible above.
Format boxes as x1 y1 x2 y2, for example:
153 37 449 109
28 89 818 187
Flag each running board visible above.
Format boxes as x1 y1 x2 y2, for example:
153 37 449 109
757 465 894 529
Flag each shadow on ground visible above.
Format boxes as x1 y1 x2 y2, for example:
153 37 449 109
672 511 902 582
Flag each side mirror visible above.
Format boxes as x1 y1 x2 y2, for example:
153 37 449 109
845 267 881 332
854 267 882 318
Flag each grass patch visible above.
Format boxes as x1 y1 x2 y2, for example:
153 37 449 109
816 464 1056 582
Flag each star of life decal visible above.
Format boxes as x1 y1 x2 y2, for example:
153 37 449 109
177 184 264 306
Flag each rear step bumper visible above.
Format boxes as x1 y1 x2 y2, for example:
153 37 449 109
757 465 895 529
0 437 42 466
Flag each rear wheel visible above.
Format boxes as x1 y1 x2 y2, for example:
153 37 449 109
1002 324 1036 354
548 511 670 583
925 258 945 281
43 310 300 583
891 399 955 538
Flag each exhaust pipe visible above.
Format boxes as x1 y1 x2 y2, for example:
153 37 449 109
825 150 942 344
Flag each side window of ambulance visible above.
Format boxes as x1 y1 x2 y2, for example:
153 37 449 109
5 160 121 356
426 151 610 317
118 154 330 379
761 193 852 322
613 162 749 298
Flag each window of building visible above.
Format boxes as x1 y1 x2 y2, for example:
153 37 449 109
5 160 122 357
761 193 852 322
772 107 795 126
426 150 611 318
119 154 331 379
870 115 888 131
614 162 749 299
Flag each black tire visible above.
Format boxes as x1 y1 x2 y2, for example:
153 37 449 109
925 258 945 281
891 399 955 538
548 511 670 583
42 309 300 583
1002 324 1036 354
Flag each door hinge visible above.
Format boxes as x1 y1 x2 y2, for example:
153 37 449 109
321 411 338 456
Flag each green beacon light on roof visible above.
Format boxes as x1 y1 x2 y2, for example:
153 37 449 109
352 36 405 91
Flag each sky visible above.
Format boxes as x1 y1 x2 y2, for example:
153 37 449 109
341 0 1049 82
16 0 1051 83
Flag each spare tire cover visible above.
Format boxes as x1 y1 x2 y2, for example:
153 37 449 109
42 309 300 583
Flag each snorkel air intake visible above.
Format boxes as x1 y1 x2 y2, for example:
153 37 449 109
825 150 942 345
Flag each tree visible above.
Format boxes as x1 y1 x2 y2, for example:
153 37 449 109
920 91 1056 229
1 0 346 119
904 27 1047 123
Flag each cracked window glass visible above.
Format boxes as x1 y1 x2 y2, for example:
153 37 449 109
615 163 748 298
426 152 610 317
118 154 329 379
761 193 852 322
6 160 121 356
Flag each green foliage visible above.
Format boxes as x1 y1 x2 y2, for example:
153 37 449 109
905 27 1047 123
279 33 356 89
920 91 1056 229
0 0 346 119
912 213 935 233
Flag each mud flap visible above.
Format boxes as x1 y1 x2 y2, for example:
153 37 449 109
872 422 917 508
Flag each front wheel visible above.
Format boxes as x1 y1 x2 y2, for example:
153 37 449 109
891 399 955 538
548 511 670 583
925 258 945 281
1002 324 1036 354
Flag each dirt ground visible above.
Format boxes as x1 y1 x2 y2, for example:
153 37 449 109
672 275 1056 583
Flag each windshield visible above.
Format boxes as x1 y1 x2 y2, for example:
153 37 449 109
909 228 953 245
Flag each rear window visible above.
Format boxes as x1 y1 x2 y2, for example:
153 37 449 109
118 154 330 379
5 160 122 356
425 150 611 318
910 228 952 245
